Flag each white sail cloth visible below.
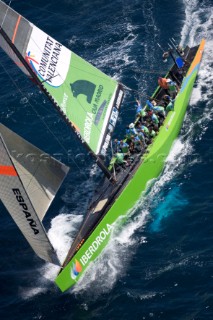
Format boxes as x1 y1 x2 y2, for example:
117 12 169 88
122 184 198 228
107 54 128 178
0 123 69 265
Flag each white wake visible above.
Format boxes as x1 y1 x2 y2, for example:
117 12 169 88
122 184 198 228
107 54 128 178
21 0 213 299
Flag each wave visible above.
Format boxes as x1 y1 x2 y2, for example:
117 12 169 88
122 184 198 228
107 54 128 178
181 0 213 135
23 0 213 299
71 0 213 296
71 134 194 297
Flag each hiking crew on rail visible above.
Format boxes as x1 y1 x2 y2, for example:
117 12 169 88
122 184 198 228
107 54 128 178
109 76 178 171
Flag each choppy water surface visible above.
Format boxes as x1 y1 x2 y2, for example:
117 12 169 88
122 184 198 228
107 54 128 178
0 0 212 319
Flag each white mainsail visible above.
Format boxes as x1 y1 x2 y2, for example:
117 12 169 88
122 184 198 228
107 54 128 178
0 123 69 265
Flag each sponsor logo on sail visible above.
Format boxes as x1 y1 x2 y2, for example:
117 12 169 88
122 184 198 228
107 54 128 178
26 52 39 68
12 188 39 235
115 89 124 109
38 36 62 83
109 107 119 127
92 85 104 114
100 133 111 156
70 80 96 104
84 112 94 144
27 36 62 86
70 260 82 280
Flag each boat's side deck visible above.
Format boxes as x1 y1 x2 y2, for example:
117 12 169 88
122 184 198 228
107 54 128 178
62 44 199 268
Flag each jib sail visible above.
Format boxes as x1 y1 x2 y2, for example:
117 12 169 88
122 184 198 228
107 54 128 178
0 1 124 156
0 123 69 265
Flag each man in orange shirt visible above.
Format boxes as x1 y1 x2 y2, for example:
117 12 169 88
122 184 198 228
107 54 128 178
158 77 179 98
158 77 169 89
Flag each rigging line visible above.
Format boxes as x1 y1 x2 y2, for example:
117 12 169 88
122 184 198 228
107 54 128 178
121 86 163 104
131 68 169 74
0 66 22 75
0 60 90 180
68 64 116 82
122 84 162 103
1 26 113 180
5 6 120 146
0 68 66 108
0 82 58 114
27 28 118 89
122 84 139 94
29 35 113 83
11 1 75 20
15 169 52 200
0 1 12 29
1 4 119 175
4 1 115 84
122 83 151 99
14 156 52 198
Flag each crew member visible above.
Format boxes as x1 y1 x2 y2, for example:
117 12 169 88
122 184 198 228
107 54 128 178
167 79 179 98
158 77 169 95
146 100 166 118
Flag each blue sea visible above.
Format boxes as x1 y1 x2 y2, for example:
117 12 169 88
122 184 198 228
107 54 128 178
0 0 213 319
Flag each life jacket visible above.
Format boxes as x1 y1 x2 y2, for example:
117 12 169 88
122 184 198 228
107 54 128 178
158 77 169 89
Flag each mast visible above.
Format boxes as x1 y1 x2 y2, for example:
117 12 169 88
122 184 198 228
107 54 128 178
0 25 114 181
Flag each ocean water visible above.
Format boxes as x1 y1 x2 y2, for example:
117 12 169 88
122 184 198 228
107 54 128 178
0 0 213 319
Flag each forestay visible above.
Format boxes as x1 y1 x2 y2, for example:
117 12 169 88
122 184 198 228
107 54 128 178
0 0 124 156
0 123 69 265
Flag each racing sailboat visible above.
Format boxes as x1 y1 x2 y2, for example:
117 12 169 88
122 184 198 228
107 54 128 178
0 0 205 292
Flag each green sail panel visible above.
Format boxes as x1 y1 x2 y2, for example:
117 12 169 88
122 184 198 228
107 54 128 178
26 26 123 155
0 0 124 155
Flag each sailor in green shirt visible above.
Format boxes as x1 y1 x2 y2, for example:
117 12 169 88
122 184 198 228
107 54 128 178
166 99 175 112
150 112 159 126
149 127 156 138
140 125 149 136
140 109 147 117
108 152 127 171
115 152 125 164
167 79 179 98
119 140 129 153
115 152 130 168
146 100 166 117
163 95 175 113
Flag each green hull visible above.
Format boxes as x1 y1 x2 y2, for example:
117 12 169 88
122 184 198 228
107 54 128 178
55 39 205 292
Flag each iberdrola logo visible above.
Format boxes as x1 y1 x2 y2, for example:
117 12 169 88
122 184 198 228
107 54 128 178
70 259 82 280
